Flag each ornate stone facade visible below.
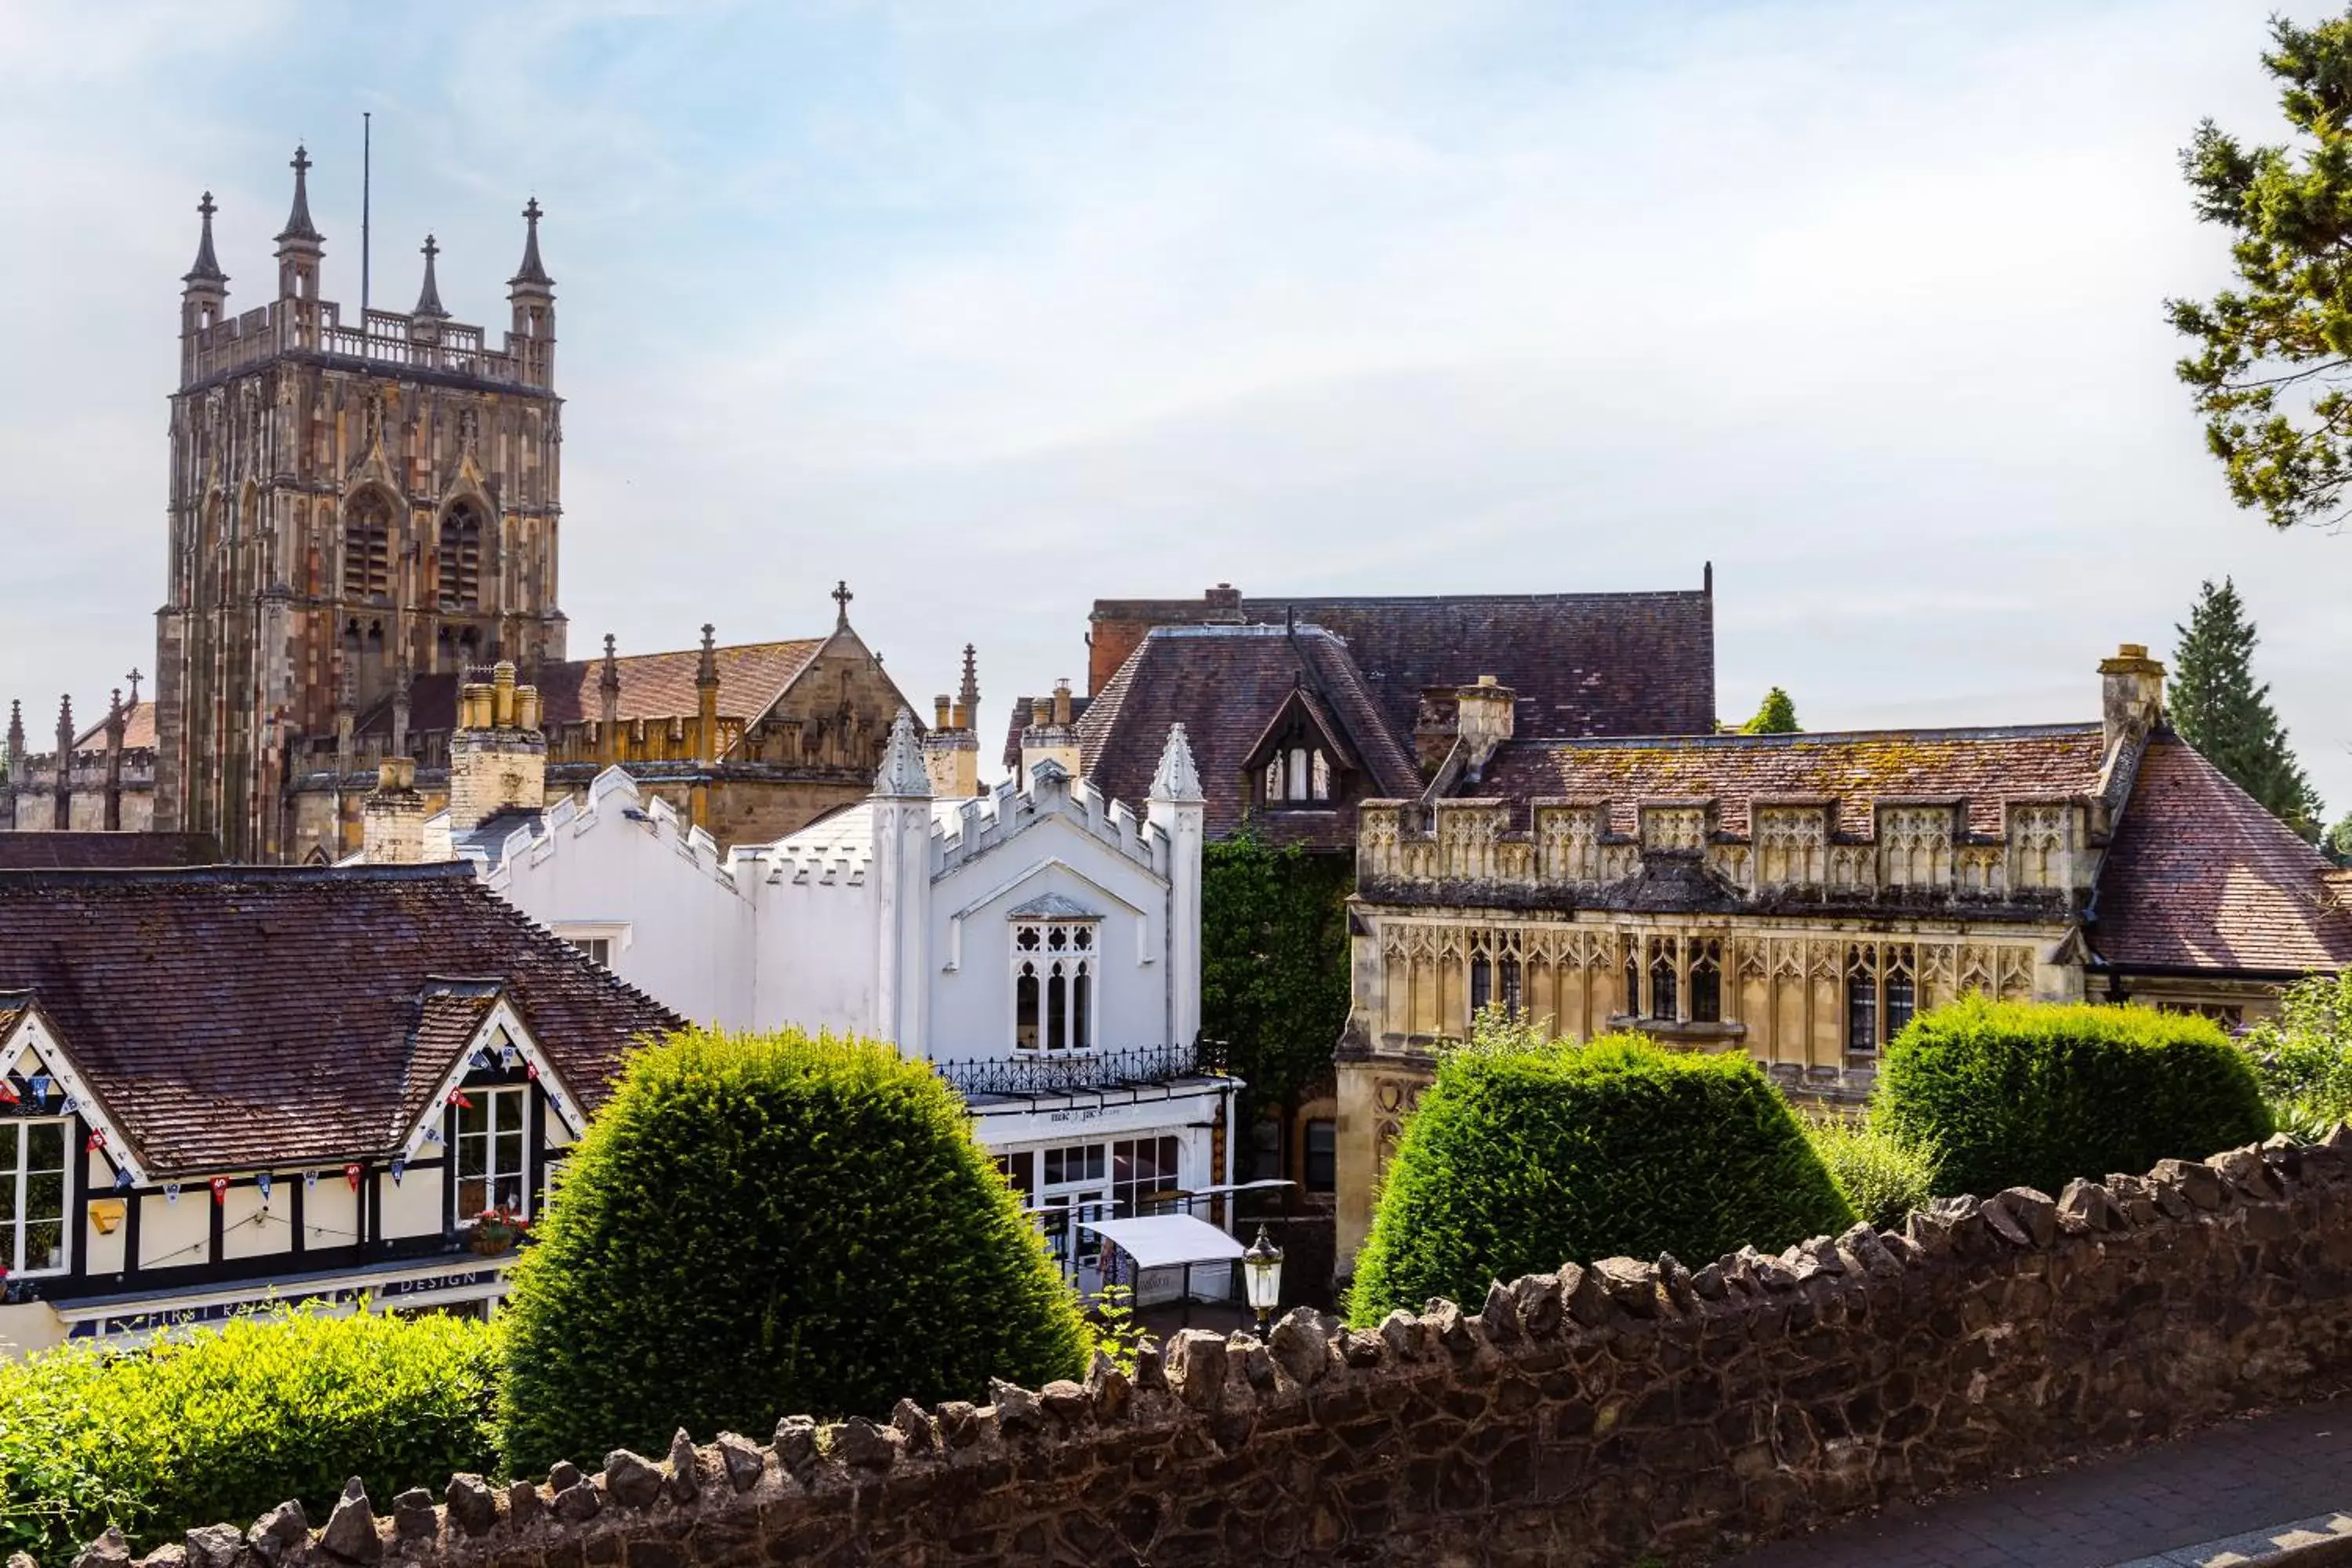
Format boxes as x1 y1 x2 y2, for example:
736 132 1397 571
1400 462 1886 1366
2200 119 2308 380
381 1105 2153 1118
105 1133 2352 1568
155 151 564 862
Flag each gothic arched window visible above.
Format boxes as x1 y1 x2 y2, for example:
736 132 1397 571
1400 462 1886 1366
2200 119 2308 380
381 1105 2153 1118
343 495 392 601
437 503 484 610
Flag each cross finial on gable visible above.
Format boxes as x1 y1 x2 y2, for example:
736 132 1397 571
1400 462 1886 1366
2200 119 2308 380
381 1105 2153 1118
125 668 143 707
833 579 853 627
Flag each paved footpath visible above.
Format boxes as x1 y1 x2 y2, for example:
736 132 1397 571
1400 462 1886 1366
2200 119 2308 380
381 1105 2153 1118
1723 1399 2352 1568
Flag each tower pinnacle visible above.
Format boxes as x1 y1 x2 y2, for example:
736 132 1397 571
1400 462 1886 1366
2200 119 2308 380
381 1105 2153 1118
276 145 321 245
412 234 449 320
510 197 554 290
958 644 980 712
183 192 227 288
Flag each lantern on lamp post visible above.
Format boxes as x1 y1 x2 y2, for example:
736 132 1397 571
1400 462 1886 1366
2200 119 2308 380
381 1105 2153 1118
1243 1224 1284 1336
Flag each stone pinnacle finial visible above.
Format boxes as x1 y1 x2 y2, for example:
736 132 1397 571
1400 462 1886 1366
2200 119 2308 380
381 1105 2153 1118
412 234 448 320
874 709 931 799
277 144 321 245
696 624 719 688
1150 723 1203 804
55 695 74 753
958 644 980 710
183 191 227 287
510 196 554 291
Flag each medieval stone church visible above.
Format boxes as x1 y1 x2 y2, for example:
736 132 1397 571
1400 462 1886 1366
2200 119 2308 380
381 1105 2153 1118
56 147 949 863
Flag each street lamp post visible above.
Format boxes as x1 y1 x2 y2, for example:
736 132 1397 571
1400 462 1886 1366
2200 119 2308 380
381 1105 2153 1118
1242 1224 1284 1337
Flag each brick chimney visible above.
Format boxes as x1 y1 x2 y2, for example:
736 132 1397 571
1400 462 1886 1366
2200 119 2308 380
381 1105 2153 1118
361 757 427 863
2097 644 2165 757
1021 678 1083 786
448 662 546 833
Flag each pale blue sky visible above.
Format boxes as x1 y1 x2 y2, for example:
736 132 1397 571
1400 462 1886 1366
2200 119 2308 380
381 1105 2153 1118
2 1 2345 804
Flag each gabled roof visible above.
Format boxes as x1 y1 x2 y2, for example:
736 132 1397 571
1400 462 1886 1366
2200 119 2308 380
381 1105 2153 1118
2092 734 2352 976
1476 724 2109 840
1078 625 1423 845
0 832 220 870
1094 588 1718 742
69 700 156 754
0 863 682 1174
364 639 826 738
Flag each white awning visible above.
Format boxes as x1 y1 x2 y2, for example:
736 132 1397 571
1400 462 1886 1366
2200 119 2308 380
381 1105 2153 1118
1079 1214 1245 1270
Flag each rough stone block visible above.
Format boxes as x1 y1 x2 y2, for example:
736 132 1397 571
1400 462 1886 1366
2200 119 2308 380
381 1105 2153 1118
2153 1158 2225 1210
827 1417 901 1472
1981 1196 2032 1247
666 1428 702 1502
1166 1330 1229 1410
1479 1279 1523 1341
183 1524 246 1568
774 1416 822 1480
318 1479 383 1565
2057 1180 2122 1233
1040 1379 1093 1425
1085 1349 1135 1421
248 1504 309 1568
443 1475 498 1539
1561 1261 1615 1325
1270 1307 1334 1385
1657 1254 1698 1310
1995 1188 2057 1247
550 1481 601 1525
73 1528 130 1568
1512 1272 1566 1334
390 1489 437 1543
504 1482 544 1532
1592 1258 1659 1317
602 1450 664 1511
713 1432 767 1493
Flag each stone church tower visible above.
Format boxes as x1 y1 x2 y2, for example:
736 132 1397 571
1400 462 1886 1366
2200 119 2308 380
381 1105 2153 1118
154 147 564 860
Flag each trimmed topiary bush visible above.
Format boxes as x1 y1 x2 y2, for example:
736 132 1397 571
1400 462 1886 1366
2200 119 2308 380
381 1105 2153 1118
1874 996 2274 1200
0 1306 499 1561
1348 1033 1856 1326
498 1027 1090 1473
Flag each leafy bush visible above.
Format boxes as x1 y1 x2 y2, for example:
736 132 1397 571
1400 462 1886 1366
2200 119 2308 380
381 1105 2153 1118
0 1306 499 1562
1803 1112 1940 1229
1348 1029 1856 1325
1874 996 2274 1198
499 1027 1090 1473
2243 972 2352 1138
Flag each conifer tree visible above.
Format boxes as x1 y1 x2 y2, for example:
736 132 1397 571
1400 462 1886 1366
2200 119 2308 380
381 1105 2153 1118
2170 579 2325 840
1740 687 1800 735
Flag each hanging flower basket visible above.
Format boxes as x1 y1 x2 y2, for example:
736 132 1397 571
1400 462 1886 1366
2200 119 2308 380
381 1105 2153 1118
470 1207 529 1256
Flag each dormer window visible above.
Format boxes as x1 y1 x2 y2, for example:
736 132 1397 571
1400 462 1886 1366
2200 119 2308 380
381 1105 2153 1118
1263 746 1333 806
1014 919 1097 1054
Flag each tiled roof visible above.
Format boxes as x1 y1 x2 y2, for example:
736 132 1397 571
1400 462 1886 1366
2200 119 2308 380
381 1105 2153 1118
0 863 683 1174
363 640 826 737
2092 735 2352 975
1096 590 1718 742
69 700 156 753
1476 724 2111 839
1000 695 1092 772
0 832 220 870
1078 626 1424 845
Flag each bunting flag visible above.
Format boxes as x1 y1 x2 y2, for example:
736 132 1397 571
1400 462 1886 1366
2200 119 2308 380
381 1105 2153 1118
209 1176 230 1205
499 1044 520 1069
344 1163 362 1191
390 1157 407 1185
470 1048 495 1072
84 1128 106 1152
256 1172 273 1201
525 1062 541 1081
112 1169 133 1192
163 1181 180 1204
421 1127 443 1146
60 1097 78 1117
0 1080 20 1105
29 1076 49 1102
304 1171 318 1192
448 1089 474 1110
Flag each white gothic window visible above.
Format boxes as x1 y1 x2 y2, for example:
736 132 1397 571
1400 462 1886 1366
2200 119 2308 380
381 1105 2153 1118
1014 920 1097 1053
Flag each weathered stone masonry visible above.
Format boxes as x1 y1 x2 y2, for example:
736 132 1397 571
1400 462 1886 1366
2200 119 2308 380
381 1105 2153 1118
71 1134 2352 1568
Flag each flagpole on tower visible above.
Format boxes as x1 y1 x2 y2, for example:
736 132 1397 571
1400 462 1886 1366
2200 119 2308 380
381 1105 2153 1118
361 111 372 319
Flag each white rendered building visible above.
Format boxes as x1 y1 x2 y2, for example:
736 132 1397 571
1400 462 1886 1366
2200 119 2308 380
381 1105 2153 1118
374 696 1237 1299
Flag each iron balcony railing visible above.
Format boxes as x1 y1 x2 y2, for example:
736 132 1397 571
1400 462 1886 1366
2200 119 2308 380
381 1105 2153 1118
933 1039 1227 1099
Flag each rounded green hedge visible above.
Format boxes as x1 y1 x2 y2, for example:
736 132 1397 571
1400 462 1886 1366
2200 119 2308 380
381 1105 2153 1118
0 1306 499 1562
1873 996 2274 1199
1348 1033 1856 1325
498 1028 1090 1473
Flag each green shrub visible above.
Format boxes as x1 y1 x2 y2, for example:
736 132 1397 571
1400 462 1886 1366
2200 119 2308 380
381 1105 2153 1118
498 1028 1090 1473
2243 972 2352 1138
1803 1112 1940 1229
0 1306 499 1562
1348 1031 1856 1325
1874 996 2274 1198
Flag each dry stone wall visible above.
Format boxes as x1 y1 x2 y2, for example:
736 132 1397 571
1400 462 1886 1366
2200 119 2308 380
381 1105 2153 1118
65 1134 2352 1568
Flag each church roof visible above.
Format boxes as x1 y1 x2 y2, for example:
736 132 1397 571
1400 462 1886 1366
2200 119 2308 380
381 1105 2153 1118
0 863 681 1174
1091 587 1718 743
1478 724 2111 840
372 639 826 739
70 699 156 754
1078 625 1424 847
2090 733 2352 976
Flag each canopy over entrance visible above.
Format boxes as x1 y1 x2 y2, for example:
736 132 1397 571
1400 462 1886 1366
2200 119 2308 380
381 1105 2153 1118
1079 1214 1243 1271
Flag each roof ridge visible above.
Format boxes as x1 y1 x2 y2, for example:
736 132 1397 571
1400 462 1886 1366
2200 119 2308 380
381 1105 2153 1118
0 862 477 885
1515 722 2103 750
